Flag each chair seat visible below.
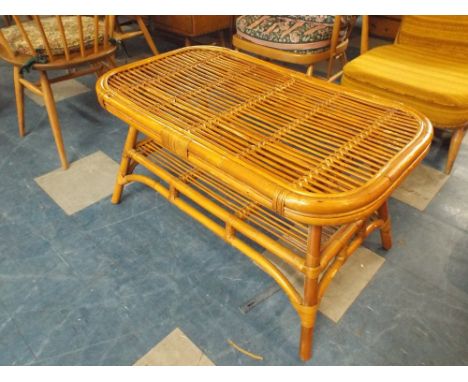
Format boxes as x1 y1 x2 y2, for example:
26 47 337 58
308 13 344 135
1 16 105 57
342 44 468 127
236 15 351 54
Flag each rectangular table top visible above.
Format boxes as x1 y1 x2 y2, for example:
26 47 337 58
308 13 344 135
96 46 432 224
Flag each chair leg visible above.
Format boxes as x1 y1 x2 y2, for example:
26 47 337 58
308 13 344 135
184 37 192 47
218 29 226 47
135 16 159 55
96 56 116 77
445 127 466 174
306 65 314 76
326 56 336 79
13 66 25 137
339 52 348 67
107 55 117 69
39 71 69 170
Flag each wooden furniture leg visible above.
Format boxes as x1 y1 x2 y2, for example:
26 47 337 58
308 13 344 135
135 16 159 55
13 66 25 137
360 15 369 54
39 71 69 169
96 57 116 77
445 127 466 174
306 65 314 76
218 29 226 47
326 56 336 79
339 52 348 67
378 200 392 250
299 225 322 361
184 37 192 47
112 125 139 204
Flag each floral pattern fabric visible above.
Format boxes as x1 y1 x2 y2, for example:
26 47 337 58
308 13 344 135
1 16 105 57
236 15 355 54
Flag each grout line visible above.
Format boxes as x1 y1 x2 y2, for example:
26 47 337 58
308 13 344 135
81 204 159 233
31 332 137 365
9 315 38 364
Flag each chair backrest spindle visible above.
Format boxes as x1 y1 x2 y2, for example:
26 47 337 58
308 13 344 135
329 16 342 57
0 28 14 58
12 16 35 55
93 15 99 53
103 15 110 48
55 16 70 61
360 16 369 54
77 15 85 57
32 16 54 60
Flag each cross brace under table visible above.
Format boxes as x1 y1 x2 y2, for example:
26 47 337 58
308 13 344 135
112 126 393 361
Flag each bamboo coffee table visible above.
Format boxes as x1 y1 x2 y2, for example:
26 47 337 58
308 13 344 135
96 46 432 361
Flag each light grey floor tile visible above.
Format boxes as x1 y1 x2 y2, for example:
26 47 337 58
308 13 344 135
26 79 90 106
261 246 384 322
320 247 385 322
134 327 215 366
392 164 449 211
35 151 119 215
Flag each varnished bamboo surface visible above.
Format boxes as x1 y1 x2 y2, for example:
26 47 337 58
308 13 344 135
97 46 433 361
135 138 339 258
97 46 432 225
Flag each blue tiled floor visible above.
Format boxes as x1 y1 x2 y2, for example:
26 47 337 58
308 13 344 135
0 27 468 366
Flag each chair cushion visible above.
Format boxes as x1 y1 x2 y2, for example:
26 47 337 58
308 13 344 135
236 15 352 54
342 44 468 127
398 16 468 59
1 16 105 57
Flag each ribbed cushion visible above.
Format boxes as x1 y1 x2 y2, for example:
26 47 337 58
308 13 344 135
236 15 353 53
398 16 468 59
1 16 105 57
342 44 468 127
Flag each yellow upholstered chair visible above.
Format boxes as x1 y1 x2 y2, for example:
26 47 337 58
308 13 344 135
342 16 468 174
232 15 356 78
0 16 116 169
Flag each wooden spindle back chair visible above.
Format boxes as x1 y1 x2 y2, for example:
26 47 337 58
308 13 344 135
232 15 357 78
0 15 117 169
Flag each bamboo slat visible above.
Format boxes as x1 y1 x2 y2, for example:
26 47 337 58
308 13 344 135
98 46 432 224
96 46 433 361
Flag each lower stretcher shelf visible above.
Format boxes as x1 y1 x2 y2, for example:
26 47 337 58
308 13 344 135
120 137 387 302
112 128 392 362
136 138 336 258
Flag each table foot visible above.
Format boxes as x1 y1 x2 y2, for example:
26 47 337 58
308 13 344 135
378 201 392 250
299 326 314 361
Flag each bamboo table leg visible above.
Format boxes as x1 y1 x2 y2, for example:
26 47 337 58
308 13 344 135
378 200 392 250
112 125 138 204
298 225 322 361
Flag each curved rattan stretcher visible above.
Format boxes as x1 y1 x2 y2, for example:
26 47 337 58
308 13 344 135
96 46 432 361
